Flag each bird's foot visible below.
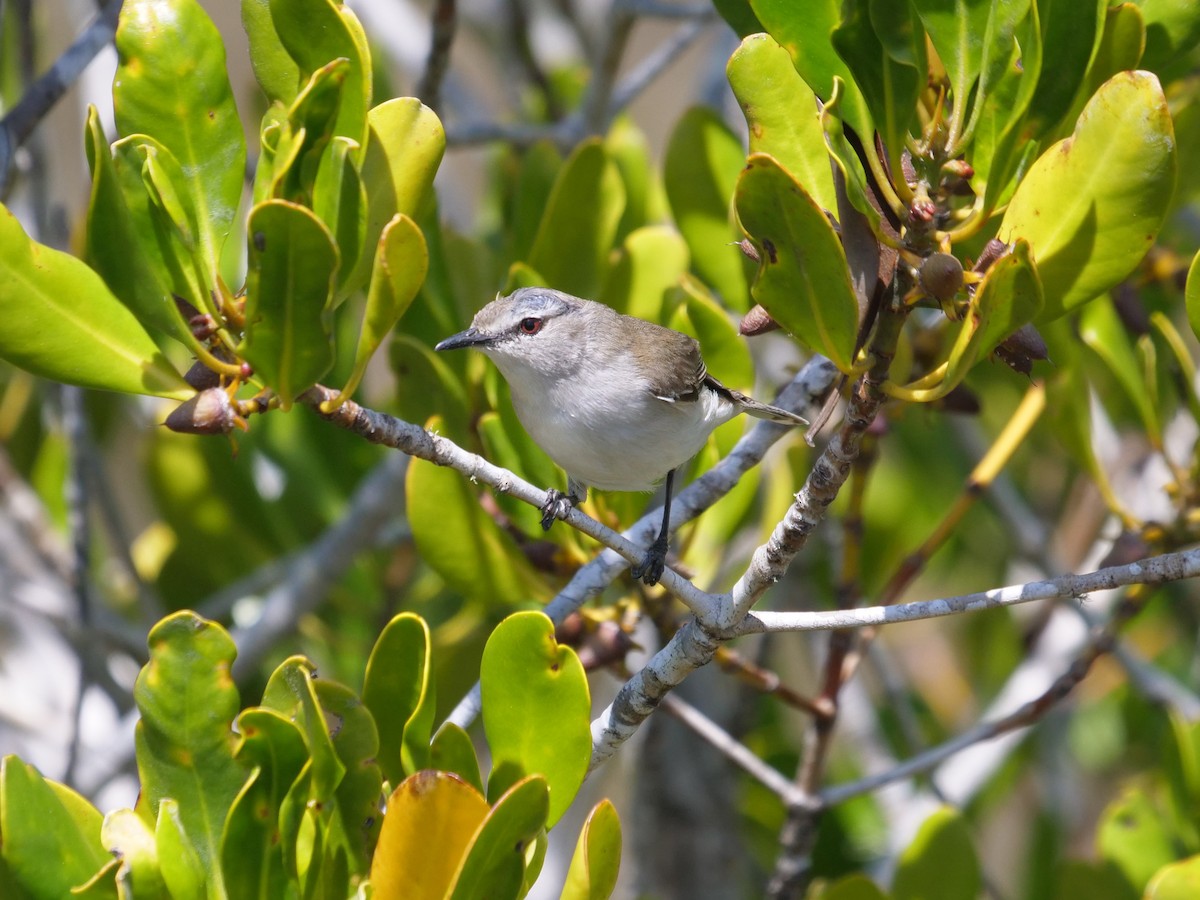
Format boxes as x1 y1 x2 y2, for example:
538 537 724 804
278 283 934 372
631 535 669 586
539 489 575 531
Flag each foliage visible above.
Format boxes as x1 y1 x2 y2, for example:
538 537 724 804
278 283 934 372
0 610 610 898
0 0 1198 896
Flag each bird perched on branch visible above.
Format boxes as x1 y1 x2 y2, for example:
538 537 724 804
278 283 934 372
436 287 808 586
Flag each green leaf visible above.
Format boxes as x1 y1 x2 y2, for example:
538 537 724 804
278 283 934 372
134 612 246 893
0 204 190 398
314 136 368 293
363 612 436 785
1001 71 1176 321
750 0 874 139
481 611 591 828
1139 0 1200 73
509 141 563 261
821 81 882 234
332 214 428 407
526 138 626 299
663 108 749 310
818 874 889 900
406 435 550 607
346 99 445 296
114 0 245 275
84 107 192 346
561 800 622 900
240 199 339 409
1081 4 1146 102
269 0 371 149
712 0 764 37
431 724 484 795
1098 787 1178 893
242 0 301 104
312 679 384 875
370 771 489 900
388 336 472 439
727 33 837 217
1024 0 1106 138
262 657 347 801
1080 295 1161 442
0 757 110 899
102 808 168 899
832 0 923 169
607 117 666 243
154 800 205 900
1185 249 1200 342
1147 855 1200 899
223 709 308 900
892 807 981 900
448 776 549 900
597 225 689 321
956 0 1031 149
734 153 860 372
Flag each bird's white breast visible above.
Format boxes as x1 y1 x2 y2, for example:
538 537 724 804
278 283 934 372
498 352 738 492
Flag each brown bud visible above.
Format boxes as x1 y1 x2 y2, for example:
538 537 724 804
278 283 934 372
735 238 761 264
164 389 244 435
739 305 781 336
919 252 964 302
971 239 1008 275
994 323 1049 375
183 360 222 391
910 199 937 223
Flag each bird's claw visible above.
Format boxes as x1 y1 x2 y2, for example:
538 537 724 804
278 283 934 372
632 536 669 586
539 489 574 531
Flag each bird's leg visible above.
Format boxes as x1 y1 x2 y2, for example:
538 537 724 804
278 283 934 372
540 477 587 531
632 469 674 586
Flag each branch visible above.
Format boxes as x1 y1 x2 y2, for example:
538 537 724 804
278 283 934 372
0 0 123 196
416 0 456 113
736 547 1200 635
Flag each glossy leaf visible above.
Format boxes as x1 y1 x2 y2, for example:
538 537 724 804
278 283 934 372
242 0 301 104
1001 71 1176 320
363 613 435 786
333 214 428 407
314 136 368 293
134 612 245 892
154 800 204 900
892 807 981 900
262 657 346 802
561 800 622 900
84 107 191 346
607 117 665 243
347 99 445 296
389 336 473 439
735 153 860 372
370 771 489 900
0 757 109 899
1024 0 1105 138
527 138 625 299
431 724 484 795
312 678 384 874
406 431 550 606
663 108 748 310
481 612 590 828
240 199 339 408
269 0 370 149
1081 4 1146 102
1098 787 1177 892
750 0 874 139
102 808 167 898
1147 856 1200 899
956 0 1031 148
1139 0 1200 72
510 141 564 261
114 0 245 274
0 205 190 398
597 225 689 321
727 33 837 216
1185 248 1200 342
223 709 308 900
447 775 549 900
831 0 924 170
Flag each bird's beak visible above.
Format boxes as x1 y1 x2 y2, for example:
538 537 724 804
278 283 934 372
435 327 491 352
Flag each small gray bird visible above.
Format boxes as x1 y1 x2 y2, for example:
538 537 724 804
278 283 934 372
435 287 807 585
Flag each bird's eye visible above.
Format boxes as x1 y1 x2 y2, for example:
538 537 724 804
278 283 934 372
519 317 542 335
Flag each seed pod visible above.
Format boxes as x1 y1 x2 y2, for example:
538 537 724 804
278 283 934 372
183 360 222 391
994 323 1050 376
739 304 780 336
919 252 964 302
164 389 243 435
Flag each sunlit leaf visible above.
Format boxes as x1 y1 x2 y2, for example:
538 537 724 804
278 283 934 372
561 800 621 900
1001 71 1176 320
447 776 549 900
481 612 590 828
363 613 435 785
893 807 981 900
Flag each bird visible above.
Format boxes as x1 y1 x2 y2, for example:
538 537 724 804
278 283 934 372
435 287 808 586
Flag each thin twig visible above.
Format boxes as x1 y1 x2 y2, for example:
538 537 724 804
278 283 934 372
417 0 456 114
0 0 124 196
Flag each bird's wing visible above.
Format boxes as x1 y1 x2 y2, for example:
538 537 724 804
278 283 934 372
642 328 707 403
704 373 809 426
